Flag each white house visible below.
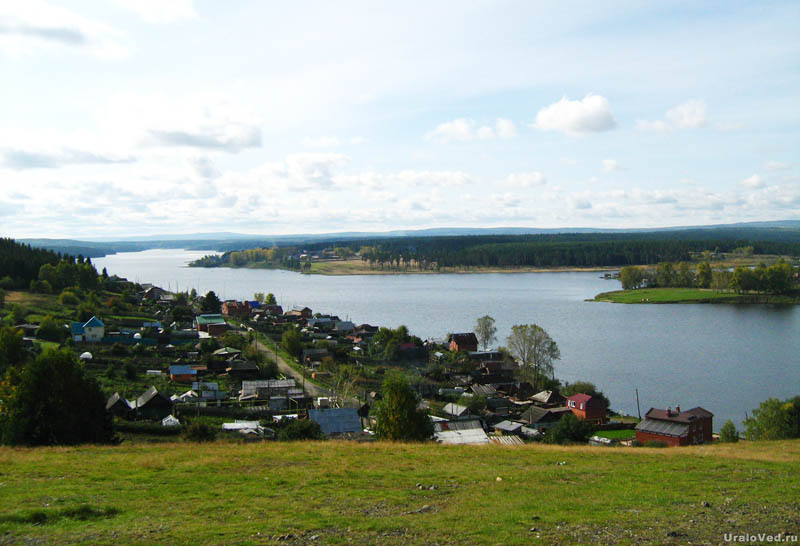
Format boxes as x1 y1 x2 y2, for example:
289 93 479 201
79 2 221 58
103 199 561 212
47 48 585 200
70 316 105 342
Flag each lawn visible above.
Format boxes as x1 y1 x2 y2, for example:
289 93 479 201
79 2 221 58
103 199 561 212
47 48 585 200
0 440 797 545
593 288 799 304
594 429 637 440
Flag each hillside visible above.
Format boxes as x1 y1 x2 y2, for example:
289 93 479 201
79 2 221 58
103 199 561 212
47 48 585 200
0 440 797 545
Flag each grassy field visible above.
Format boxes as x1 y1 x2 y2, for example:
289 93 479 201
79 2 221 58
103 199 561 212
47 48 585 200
593 288 800 304
0 440 798 545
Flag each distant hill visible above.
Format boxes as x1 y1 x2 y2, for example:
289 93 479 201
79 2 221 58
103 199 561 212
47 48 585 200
17 220 800 258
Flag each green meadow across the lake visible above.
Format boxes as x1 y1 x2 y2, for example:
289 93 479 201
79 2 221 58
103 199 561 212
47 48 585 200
0 440 798 545
593 288 800 304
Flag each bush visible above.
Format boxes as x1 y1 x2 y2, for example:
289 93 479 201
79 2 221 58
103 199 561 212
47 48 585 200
644 440 668 448
744 396 800 440
278 419 322 441
124 362 137 380
373 372 433 441
182 421 217 442
36 315 63 342
545 413 596 444
719 420 739 443
631 440 643 447
59 291 80 306
0 348 114 445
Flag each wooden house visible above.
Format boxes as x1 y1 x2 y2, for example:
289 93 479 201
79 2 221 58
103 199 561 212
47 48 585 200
132 386 173 421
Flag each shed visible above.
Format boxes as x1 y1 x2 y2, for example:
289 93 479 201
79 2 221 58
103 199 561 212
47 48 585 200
309 408 362 436
433 419 488 445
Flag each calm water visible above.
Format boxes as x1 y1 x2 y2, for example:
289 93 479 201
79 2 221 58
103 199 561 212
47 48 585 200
95 249 800 431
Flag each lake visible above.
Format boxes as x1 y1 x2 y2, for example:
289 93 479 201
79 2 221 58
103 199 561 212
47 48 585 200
94 249 800 431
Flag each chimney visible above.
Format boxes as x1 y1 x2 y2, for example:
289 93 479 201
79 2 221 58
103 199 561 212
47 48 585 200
667 406 672 416
675 405 681 414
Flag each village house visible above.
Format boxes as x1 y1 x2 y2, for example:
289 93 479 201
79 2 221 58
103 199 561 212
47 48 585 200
131 386 173 421
194 314 227 336
520 405 571 432
169 364 197 383
70 316 105 343
635 406 714 446
222 300 250 318
530 389 566 407
567 393 607 423
286 306 313 319
448 332 479 353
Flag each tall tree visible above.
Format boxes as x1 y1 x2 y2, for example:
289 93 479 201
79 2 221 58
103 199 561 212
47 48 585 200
696 262 712 288
506 324 560 391
265 293 277 305
372 372 433 441
474 315 497 350
201 290 222 313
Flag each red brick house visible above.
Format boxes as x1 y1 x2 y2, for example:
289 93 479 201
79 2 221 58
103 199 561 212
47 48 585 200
448 333 479 353
566 393 607 423
222 301 249 318
635 406 714 446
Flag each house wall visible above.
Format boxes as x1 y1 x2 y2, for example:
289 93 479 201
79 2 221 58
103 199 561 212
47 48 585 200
84 326 104 342
207 323 228 336
635 431 685 447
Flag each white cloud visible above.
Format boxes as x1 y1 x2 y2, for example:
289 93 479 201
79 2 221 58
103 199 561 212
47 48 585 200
665 99 709 129
425 118 517 143
0 0 129 59
504 172 546 187
715 121 743 131
740 174 765 188
302 136 341 148
494 118 518 139
349 136 366 145
602 159 621 172
111 0 197 24
101 92 262 153
764 160 790 171
635 119 672 133
533 94 616 136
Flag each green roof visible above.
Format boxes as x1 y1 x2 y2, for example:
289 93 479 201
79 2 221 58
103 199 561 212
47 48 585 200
196 314 225 325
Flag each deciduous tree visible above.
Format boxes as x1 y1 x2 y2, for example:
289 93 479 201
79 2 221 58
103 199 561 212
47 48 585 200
474 315 497 350
373 372 433 441
506 324 560 391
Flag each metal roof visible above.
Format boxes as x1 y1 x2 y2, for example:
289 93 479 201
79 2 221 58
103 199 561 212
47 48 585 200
309 408 361 435
443 403 469 417
490 435 525 446
635 418 690 437
83 316 104 328
493 420 524 433
433 420 488 445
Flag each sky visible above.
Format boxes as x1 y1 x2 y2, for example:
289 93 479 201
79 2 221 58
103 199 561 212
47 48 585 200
1 0 799 239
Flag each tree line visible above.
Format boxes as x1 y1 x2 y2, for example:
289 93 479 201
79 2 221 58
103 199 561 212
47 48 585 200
620 260 797 295
189 230 800 271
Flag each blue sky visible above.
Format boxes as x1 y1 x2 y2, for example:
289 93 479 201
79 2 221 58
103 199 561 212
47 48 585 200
1 0 798 238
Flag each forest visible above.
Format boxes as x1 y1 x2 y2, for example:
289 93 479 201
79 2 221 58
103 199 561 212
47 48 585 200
189 228 800 270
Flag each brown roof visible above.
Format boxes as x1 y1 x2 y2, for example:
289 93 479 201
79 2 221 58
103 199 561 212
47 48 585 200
449 333 478 345
644 406 713 423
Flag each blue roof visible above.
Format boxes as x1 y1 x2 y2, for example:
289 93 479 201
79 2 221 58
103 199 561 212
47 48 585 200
84 316 104 328
169 365 196 375
247 301 260 307
70 322 85 335
308 408 361 435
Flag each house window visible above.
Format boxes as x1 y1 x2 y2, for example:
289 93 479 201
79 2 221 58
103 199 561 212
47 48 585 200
580 403 584 410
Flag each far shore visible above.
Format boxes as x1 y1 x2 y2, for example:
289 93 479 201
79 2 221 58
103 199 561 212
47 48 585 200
593 287 800 305
191 257 621 276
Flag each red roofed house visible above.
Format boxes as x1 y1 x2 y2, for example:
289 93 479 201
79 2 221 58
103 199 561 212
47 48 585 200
567 393 607 424
635 406 714 447
222 301 249 318
448 333 479 353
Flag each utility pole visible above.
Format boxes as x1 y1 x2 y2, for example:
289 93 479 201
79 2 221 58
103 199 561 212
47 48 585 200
635 388 642 420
